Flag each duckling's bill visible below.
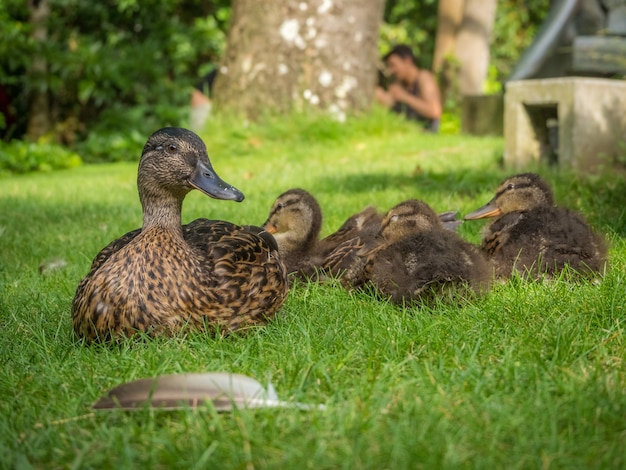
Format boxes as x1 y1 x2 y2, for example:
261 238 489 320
189 159 245 202
464 199 502 220
263 223 278 234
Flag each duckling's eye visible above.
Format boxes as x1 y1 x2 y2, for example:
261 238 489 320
506 183 515 190
276 203 284 210
390 215 399 224
168 143 178 152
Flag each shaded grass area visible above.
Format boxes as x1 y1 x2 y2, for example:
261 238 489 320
1 111 625 468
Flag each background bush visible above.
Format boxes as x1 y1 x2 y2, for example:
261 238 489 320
0 140 82 175
0 0 548 172
0 0 229 143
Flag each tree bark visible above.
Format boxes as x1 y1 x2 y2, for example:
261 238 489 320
26 0 51 141
433 0 465 74
454 0 497 95
433 0 465 106
213 0 385 120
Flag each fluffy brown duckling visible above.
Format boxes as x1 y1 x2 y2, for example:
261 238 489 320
72 127 289 341
464 172 607 279
323 206 463 282
341 199 492 304
262 188 323 276
262 188 381 279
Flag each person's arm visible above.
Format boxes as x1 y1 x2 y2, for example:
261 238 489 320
191 88 211 108
374 86 395 108
389 71 442 120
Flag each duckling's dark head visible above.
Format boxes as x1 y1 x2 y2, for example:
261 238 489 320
465 173 554 220
379 199 441 242
138 127 244 205
263 188 322 252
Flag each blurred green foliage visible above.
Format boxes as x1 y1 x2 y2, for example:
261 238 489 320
0 140 82 175
491 0 550 80
0 0 548 173
0 0 229 143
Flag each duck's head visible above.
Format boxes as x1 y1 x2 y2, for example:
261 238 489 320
138 127 244 206
465 173 554 220
379 199 441 243
263 189 322 253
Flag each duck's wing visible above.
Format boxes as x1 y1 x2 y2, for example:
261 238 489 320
537 208 608 275
184 219 279 251
481 212 520 256
481 211 545 277
184 219 283 268
322 234 383 288
86 228 143 275
316 206 382 258
183 219 289 323
484 208 607 278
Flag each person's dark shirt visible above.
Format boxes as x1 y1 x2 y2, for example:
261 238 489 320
391 80 440 132
195 69 218 97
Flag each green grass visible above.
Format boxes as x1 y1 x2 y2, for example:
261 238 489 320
1 111 625 469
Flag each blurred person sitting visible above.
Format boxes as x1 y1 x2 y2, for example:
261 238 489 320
190 68 217 132
375 44 442 132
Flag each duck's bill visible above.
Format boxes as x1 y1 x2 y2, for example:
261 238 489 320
263 223 277 234
437 211 463 231
189 160 245 202
464 199 502 220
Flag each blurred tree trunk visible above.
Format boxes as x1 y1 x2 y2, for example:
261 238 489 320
433 0 464 73
433 0 497 98
454 0 497 95
433 0 465 105
26 0 51 141
213 0 385 120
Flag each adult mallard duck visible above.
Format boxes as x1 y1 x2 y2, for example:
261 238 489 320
262 188 381 279
338 199 492 304
464 172 607 279
72 127 289 341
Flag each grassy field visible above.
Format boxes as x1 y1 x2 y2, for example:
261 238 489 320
1 111 625 468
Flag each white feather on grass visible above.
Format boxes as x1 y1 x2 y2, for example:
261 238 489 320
93 372 325 411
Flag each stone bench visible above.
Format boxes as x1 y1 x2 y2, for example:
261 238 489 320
504 77 626 172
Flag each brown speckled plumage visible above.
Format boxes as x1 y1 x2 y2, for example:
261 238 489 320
337 200 493 304
464 173 608 279
321 209 382 282
72 128 288 341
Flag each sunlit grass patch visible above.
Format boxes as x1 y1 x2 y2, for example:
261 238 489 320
0 112 624 468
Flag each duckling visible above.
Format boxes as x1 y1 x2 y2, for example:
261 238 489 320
321 212 381 283
262 188 323 277
262 188 382 279
464 172 607 279
72 127 289 341
342 199 492 304
323 205 463 283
